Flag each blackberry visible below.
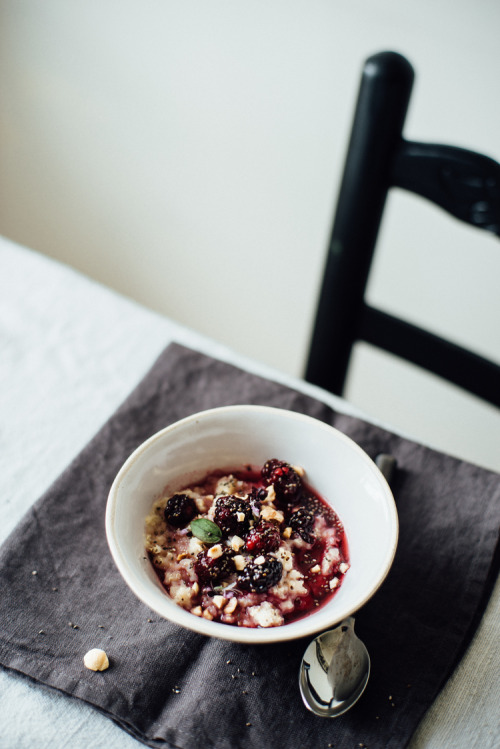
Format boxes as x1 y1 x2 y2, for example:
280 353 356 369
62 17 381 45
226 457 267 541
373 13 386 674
164 493 197 528
213 495 253 538
248 486 268 504
194 548 234 585
244 521 281 555
261 459 302 505
237 555 283 593
303 494 338 526
289 507 316 543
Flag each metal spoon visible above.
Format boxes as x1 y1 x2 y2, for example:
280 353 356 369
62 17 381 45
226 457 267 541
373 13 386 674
299 616 370 717
299 453 396 717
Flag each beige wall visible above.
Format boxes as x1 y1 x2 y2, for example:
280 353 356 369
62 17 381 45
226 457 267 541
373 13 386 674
1 0 499 470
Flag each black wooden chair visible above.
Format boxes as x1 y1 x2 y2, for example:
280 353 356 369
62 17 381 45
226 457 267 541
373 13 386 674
305 51 500 407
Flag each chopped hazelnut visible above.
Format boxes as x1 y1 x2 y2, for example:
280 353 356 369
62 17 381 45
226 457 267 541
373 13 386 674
207 544 223 559
202 609 214 620
231 535 245 552
282 526 292 539
225 597 238 614
192 606 203 616
260 505 284 524
83 648 109 671
233 555 247 571
264 485 276 504
213 595 226 609
310 564 321 574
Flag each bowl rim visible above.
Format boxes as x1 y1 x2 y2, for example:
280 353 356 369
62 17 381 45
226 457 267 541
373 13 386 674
105 404 399 643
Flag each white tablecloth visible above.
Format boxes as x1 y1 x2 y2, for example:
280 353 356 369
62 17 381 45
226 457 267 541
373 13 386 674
1 236 498 748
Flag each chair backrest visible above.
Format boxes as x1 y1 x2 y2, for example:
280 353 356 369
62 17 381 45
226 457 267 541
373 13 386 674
305 51 500 408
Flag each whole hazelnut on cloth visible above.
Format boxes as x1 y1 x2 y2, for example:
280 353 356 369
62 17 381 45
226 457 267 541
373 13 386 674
83 648 109 671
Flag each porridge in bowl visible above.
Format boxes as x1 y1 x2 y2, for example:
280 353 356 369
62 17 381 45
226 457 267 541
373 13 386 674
145 459 349 628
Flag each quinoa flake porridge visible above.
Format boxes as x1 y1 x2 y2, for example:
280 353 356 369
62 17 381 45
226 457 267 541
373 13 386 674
145 459 349 628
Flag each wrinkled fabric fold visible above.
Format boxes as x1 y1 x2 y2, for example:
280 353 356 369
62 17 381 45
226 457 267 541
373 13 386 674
0 343 499 749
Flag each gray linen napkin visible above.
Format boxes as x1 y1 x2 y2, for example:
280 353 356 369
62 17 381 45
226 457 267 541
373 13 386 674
1 343 499 749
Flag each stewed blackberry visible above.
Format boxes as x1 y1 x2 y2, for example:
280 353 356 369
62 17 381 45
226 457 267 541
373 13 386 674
213 495 253 537
261 459 302 505
248 486 268 505
289 507 316 543
247 486 268 515
237 555 283 593
303 494 339 527
244 521 281 555
164 493 197 528
194 548 234 585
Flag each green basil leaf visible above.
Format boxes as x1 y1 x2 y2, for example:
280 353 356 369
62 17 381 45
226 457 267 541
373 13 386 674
190 518 222 544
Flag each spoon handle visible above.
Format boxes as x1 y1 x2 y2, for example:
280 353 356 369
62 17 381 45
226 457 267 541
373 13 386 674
375 453 397 486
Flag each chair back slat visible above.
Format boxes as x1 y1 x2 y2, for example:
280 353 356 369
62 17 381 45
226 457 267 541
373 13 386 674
359 306 500 407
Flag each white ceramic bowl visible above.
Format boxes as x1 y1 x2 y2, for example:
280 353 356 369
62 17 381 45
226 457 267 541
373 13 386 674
106 405 398 644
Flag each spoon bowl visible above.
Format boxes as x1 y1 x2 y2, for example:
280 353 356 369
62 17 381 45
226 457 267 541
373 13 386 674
299 617 370 717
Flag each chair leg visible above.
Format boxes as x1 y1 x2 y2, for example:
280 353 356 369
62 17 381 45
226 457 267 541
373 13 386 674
305 51 414 394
